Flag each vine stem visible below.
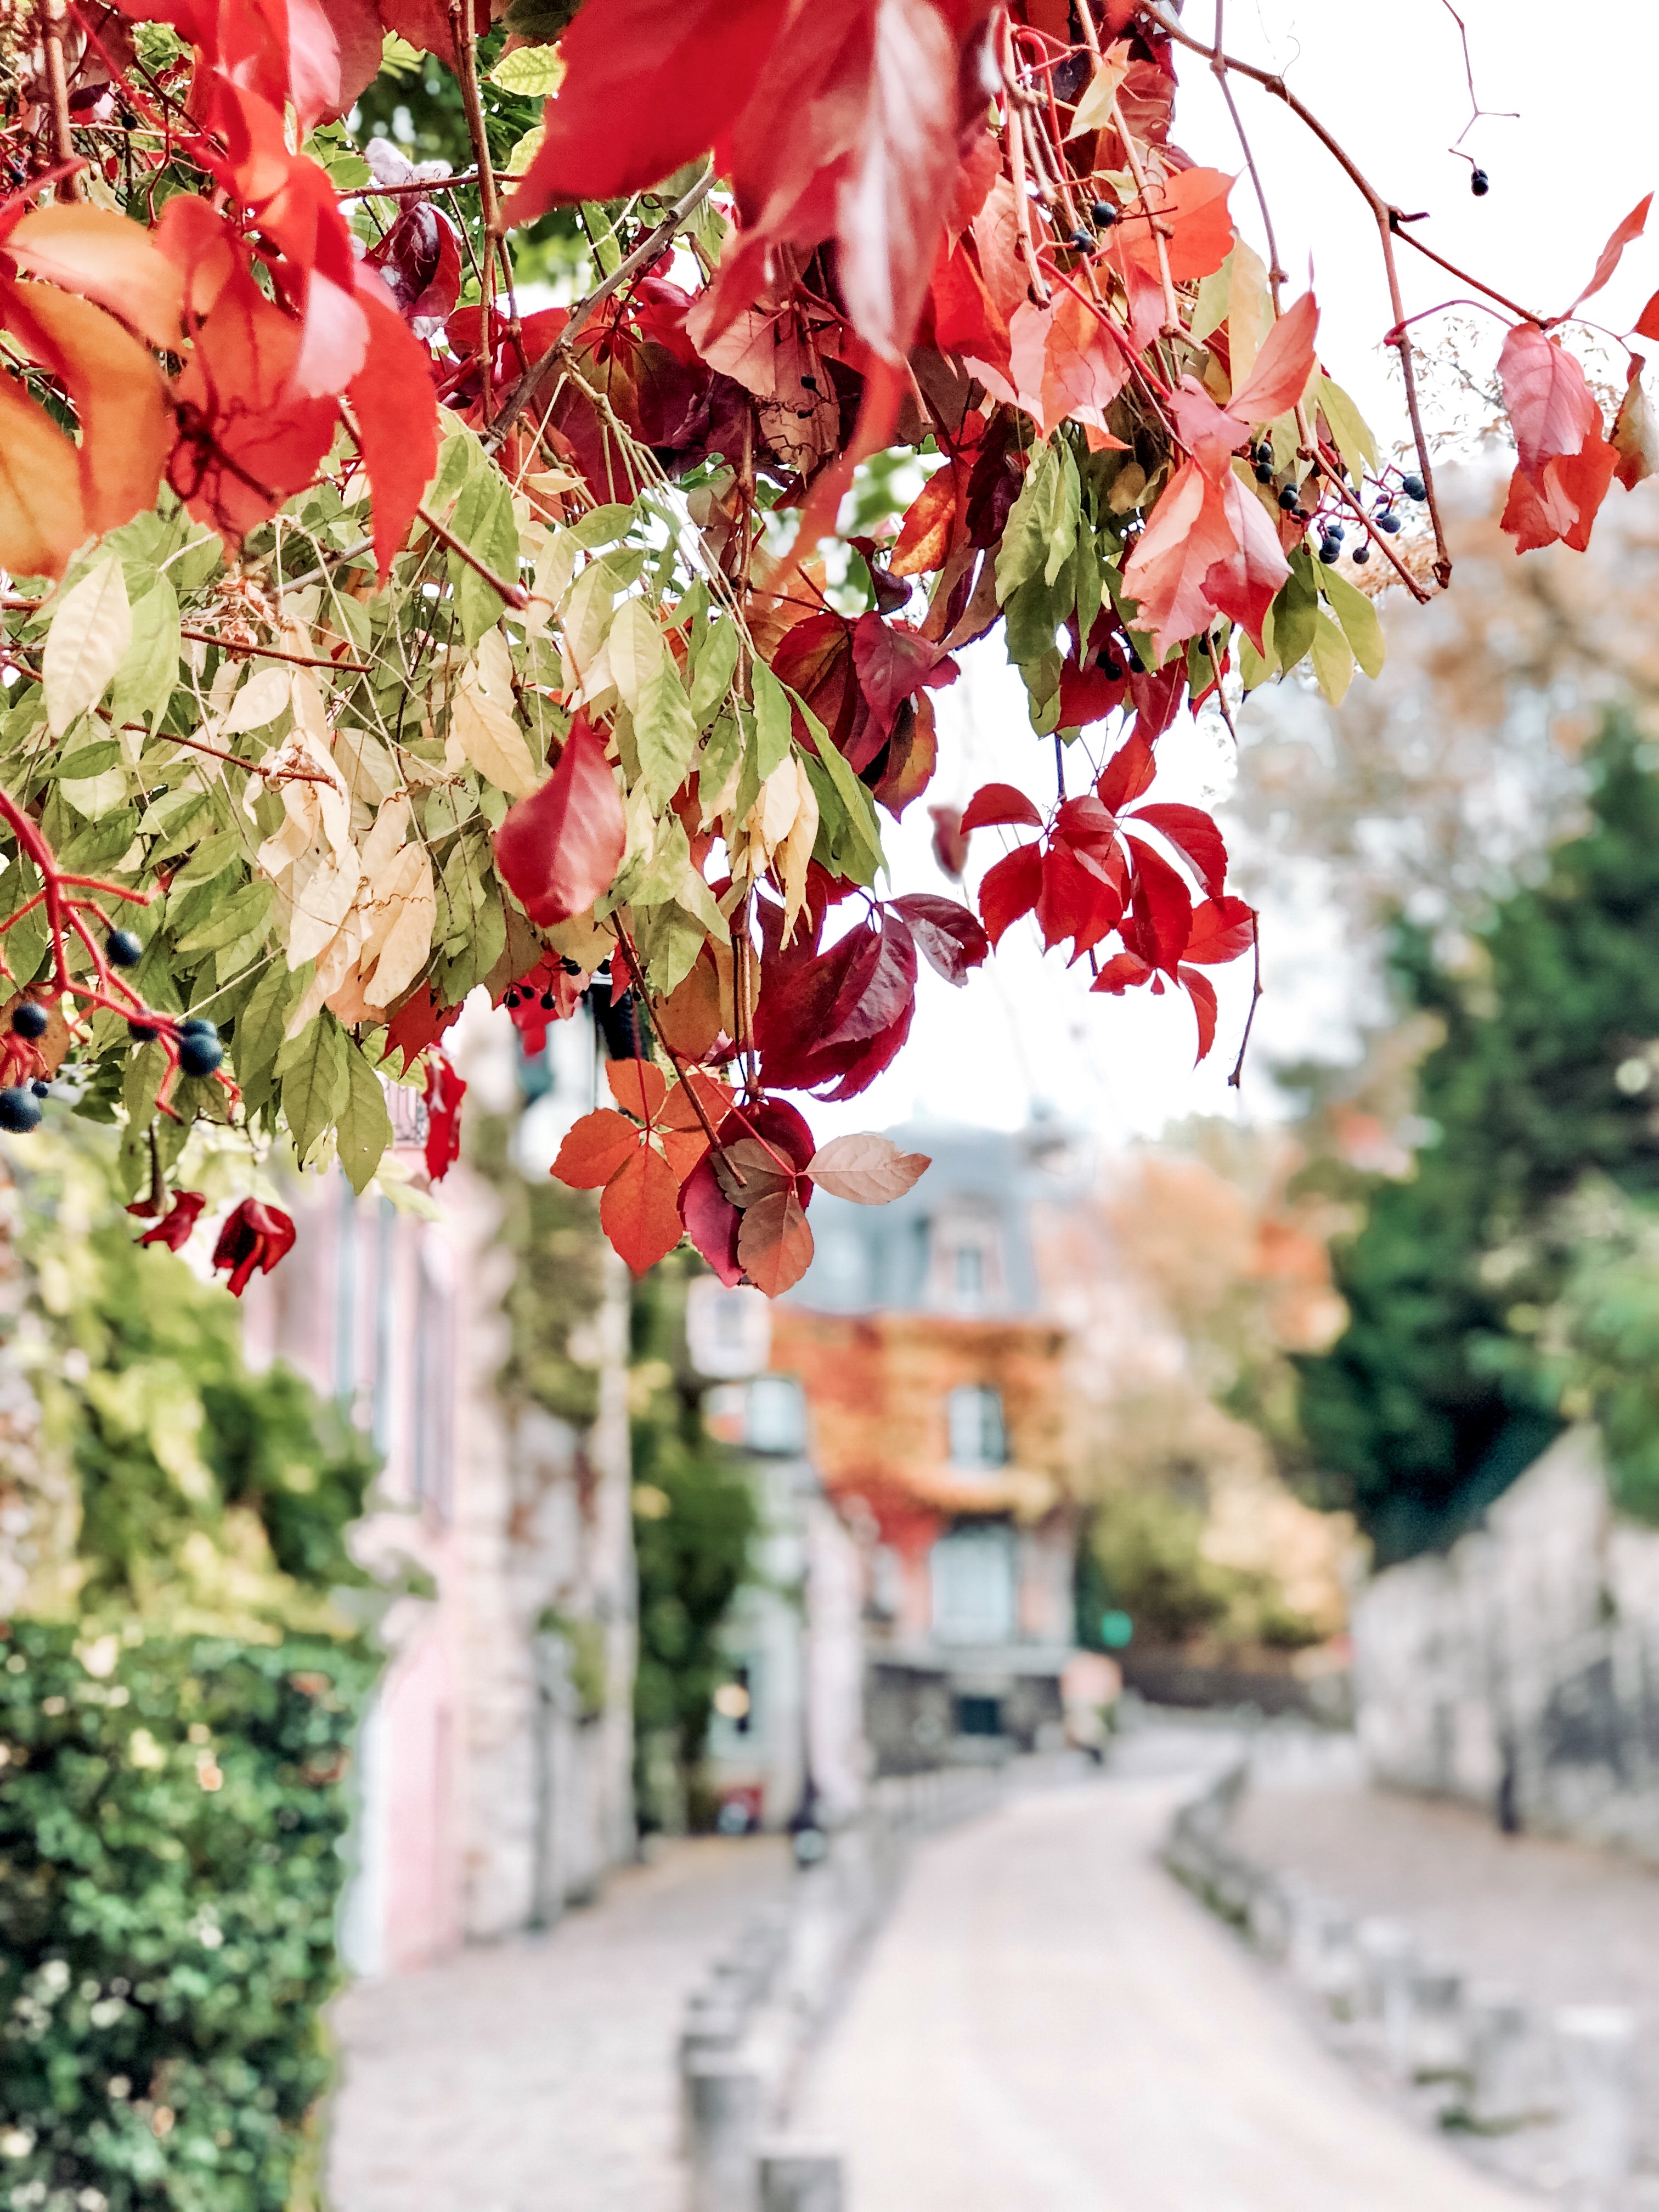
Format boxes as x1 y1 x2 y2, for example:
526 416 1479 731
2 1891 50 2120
487 164 716 450
449 0 501 418
1227 910 1262 1090
38 0 83 195
1137 0 1454 590
1110 92 1182 338
414 502 529 608
179 628 370 674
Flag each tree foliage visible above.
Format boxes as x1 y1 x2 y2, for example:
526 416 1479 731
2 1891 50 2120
0 0 1653 1291
1297 718 1659 1562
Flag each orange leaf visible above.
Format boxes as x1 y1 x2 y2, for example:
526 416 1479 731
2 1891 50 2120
806 1132 930 1204
736 1188 814 1296
889 464 956 576
4 281 170 538
349 276 440 579
3 204 184 350
606 1058 670 1122
552 1108 642 1190
659 1067 732 1131
0 369 84 579
600 1144 686 1274
1228 290 1318 423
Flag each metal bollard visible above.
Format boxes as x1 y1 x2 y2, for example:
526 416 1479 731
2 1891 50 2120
1555 2005 1637 2183
686 2055 762 2212
757 2142 844 2212
1466 1984 1535 2129
1246 1872 1293 1962
1355 1918 1417 2073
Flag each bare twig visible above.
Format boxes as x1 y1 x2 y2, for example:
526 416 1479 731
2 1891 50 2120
1228 910 1262 1090
179 628 371 674
415 502 529 608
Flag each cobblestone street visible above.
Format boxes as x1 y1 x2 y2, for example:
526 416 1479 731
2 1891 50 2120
326 1838 789 2212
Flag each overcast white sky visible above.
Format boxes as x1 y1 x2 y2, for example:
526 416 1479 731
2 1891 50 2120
809 0 1659 1153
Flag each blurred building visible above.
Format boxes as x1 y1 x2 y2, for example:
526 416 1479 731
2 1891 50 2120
242 1043 635 1973
769 1122 1092 1777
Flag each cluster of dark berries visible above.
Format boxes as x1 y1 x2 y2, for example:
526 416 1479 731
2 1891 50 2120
1068 200 1119 251
0 994 52 1131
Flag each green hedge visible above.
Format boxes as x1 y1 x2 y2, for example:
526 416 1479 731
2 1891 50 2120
0 1623 377 2212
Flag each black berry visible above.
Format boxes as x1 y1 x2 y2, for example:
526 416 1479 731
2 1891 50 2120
1324 521 1345 543
1097 651 1123 679
560 957 583 977
1401 473 1426 500
1470 167 1490 196
10 1002 48 1040
505 988 522 1008
0 1086 42 1135
106 929 143 969
128 1020 159 1043
1254 463 1275 484
1125 647 1145 675
1254 442 1273 467
1318 535 1342 565
1069 228 1093 253
1352 542 1371 565
1090 200 1118 227
1376 510 1402 534
177 1031 224 1079
540 991 557 1011
1277 485 1300 511
30 1081 47 1099
179 1015 218 1041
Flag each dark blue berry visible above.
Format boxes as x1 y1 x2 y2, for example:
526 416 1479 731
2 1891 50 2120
1376 510 1402 534
1324 521 1345 542
1096 650 1123 679
178 1031 224 1079
128 1020 159 1043
1352 542 1371 565
1277 485 1300 511
1069 228 1093 253
505 988 522 1008
0 1086 42 1134
540 991 557 1011
1470 168 1490 196
1254 463 1274 484
106 929 143 969
1401 473 1426 500
179 1015 218 1040
10 1002 48 1040
30 1081 47 1099
1090 200 1118 227
1318 535 1342 565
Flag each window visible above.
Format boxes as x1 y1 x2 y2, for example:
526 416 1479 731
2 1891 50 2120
953 1243 985 1303
746 1374 808 1456
947 1384 1006 1470
686 1280 773 1379
930 1525 1017 1644
955 1694 1002 1737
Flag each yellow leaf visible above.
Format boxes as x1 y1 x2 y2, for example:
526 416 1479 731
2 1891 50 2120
1308 608 1354 706
44 558 130 736
452 662 539 795
607 597 665 713
220 664 291 735
1066 49 1130 138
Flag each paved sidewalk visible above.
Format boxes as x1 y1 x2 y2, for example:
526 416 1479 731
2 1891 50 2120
797 1773 1528 2212
326 1836 788 2212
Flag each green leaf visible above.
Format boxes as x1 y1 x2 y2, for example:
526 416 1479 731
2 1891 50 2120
568 503 634 550
487 43 566 94
172 878 273 957
996 441 1069 604
1238 633 1273 691
122 1039 168 1132
234 960 309 1116
698 707 744 821
337 1041 392 1195
792 696 883 882
1319 563 1385 680
171 830 244 888
1263 550 1318 674
1308 608 1355 705
108 574 180 735
690 619 741 727
635 660 698 809
1316 376 1379 492
278 1011 351 1166
752 659 794 780
634 902 707 998
445 471 523 647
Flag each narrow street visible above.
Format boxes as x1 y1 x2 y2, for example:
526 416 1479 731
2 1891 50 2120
797 1768 1530 2212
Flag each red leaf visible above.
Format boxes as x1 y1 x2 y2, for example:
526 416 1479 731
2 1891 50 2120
494 715 625 928
1130 803 1228 898
1128 838 1193 974
978 841 1043 946
820 912 917 1049
501 0 783 218
135 1189 207 1252
212 1199 296 1298
679 1153 744 1285
1498 434 1617 554
385 983 462 1071
1097 731 1156 815
1228 291 1318 424
1497 323 1602 478
719 1097 817 1177
1183 895 1256 965
960 782 1043 832
1040 283 1130 437
349 281 439 579
423 1051 466 1183
600 1144 686 1276
1121 456 1235 657
1037 841 1122 958
1090 951 1154 994
1110 167 1234 286
736 1188 815 1296
1637 289 1659 345
1178 965 1220 1064
1574 194 1652 312
1057 655 1128 729
929 803 969 878
851 613 957 741
888 893 989 984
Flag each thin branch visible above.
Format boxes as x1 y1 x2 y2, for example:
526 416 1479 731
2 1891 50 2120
415 502 529 608
1308 449 1431 603
1228 910 1262 1090
38 0 83 195
179 628 370 674
449 0 503 417
335 166 520 204
487 163 716 449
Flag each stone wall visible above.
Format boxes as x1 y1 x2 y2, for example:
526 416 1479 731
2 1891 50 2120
1352 1426 1659 1856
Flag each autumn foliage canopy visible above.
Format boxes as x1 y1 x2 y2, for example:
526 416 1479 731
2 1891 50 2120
0 0 1654 1290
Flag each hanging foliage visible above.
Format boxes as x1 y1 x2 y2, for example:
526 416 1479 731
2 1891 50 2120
0 0 1650 1288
